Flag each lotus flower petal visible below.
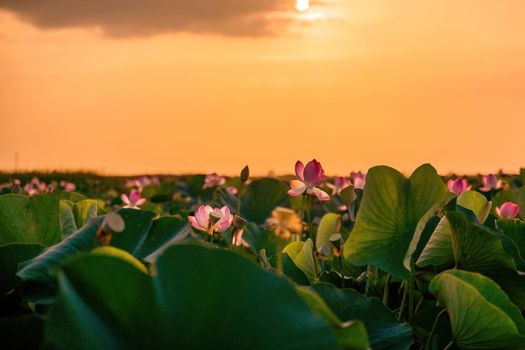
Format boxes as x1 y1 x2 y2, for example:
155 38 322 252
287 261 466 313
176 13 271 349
308 187 330 201
195 205 213 229
188 216 203 231
295 161 305 180
288 180 306 197
121 194 130 205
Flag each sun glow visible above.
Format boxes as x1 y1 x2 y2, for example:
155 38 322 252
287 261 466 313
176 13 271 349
295 0 310 12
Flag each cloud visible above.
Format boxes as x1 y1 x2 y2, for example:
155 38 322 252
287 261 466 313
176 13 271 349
0 0 293 37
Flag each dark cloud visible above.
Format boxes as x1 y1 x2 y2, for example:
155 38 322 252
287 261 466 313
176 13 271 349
0 0 293 37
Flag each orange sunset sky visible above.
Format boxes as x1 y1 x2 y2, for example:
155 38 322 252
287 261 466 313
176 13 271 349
1 0 524 176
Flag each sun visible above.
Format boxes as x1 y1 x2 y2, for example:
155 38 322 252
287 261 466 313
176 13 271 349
295 0 310 12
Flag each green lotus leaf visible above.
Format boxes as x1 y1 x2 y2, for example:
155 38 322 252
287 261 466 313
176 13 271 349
283 239 319 283
417 191 492 268
296 286 370 350
240 178 288 224
45 245 339 349
317 213 340 254
344 164 452 279
496 219 525 271
429 270 525 349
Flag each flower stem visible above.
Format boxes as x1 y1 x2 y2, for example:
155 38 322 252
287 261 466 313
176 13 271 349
442 340 454 350
339 255 345 289
408 276 415 319
276 250 283 273
365 265 371 296
398 280 409 321
306 195 315 246
383 274 391 307
236 185 242 215
299 194 306 240
414 295 424 315
230 228 235 246
425 309 447 350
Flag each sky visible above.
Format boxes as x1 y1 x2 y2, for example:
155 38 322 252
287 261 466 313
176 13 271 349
1 0 524 176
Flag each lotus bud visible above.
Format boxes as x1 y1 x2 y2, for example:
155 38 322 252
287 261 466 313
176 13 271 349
350 171 366 190
495 202 520 219
241 165 250 183
447 178 471 196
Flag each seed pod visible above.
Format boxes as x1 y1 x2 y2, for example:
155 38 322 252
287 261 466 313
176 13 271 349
233 215 247 229
103 212 125 233
96 212 126 246
209 212 222 226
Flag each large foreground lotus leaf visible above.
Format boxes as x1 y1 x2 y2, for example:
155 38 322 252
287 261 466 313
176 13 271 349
312 283 413 350
344 164 452 279
240 178 288 224
0 244 43 295
17 210 190 301
0 314 44 350
429 270 525 349
0 193 86 295
59 199 99 237
45 245 339 350
497 219 525 271
428 211 525 309
417 191 492 268
0 193 86 247
447 211 515 274
296 286 370 350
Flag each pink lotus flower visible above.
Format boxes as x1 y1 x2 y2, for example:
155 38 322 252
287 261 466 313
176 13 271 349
121 189 146 209
149 176 160 186
24 177 47 196
232 228 250 247
226 186 238 195
350 171 366 190
60 180 76 192
326 176 351 195
8 179 21 192
203 173 226 189
32 177 47 192
288 159 330 201
188 205 233 234
479 174 502 192
495 202 520 219
24 183 38 196
125 179 142 189
447 178 471 196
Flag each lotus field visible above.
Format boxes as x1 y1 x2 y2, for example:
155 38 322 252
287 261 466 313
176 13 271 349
2 161 525 350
